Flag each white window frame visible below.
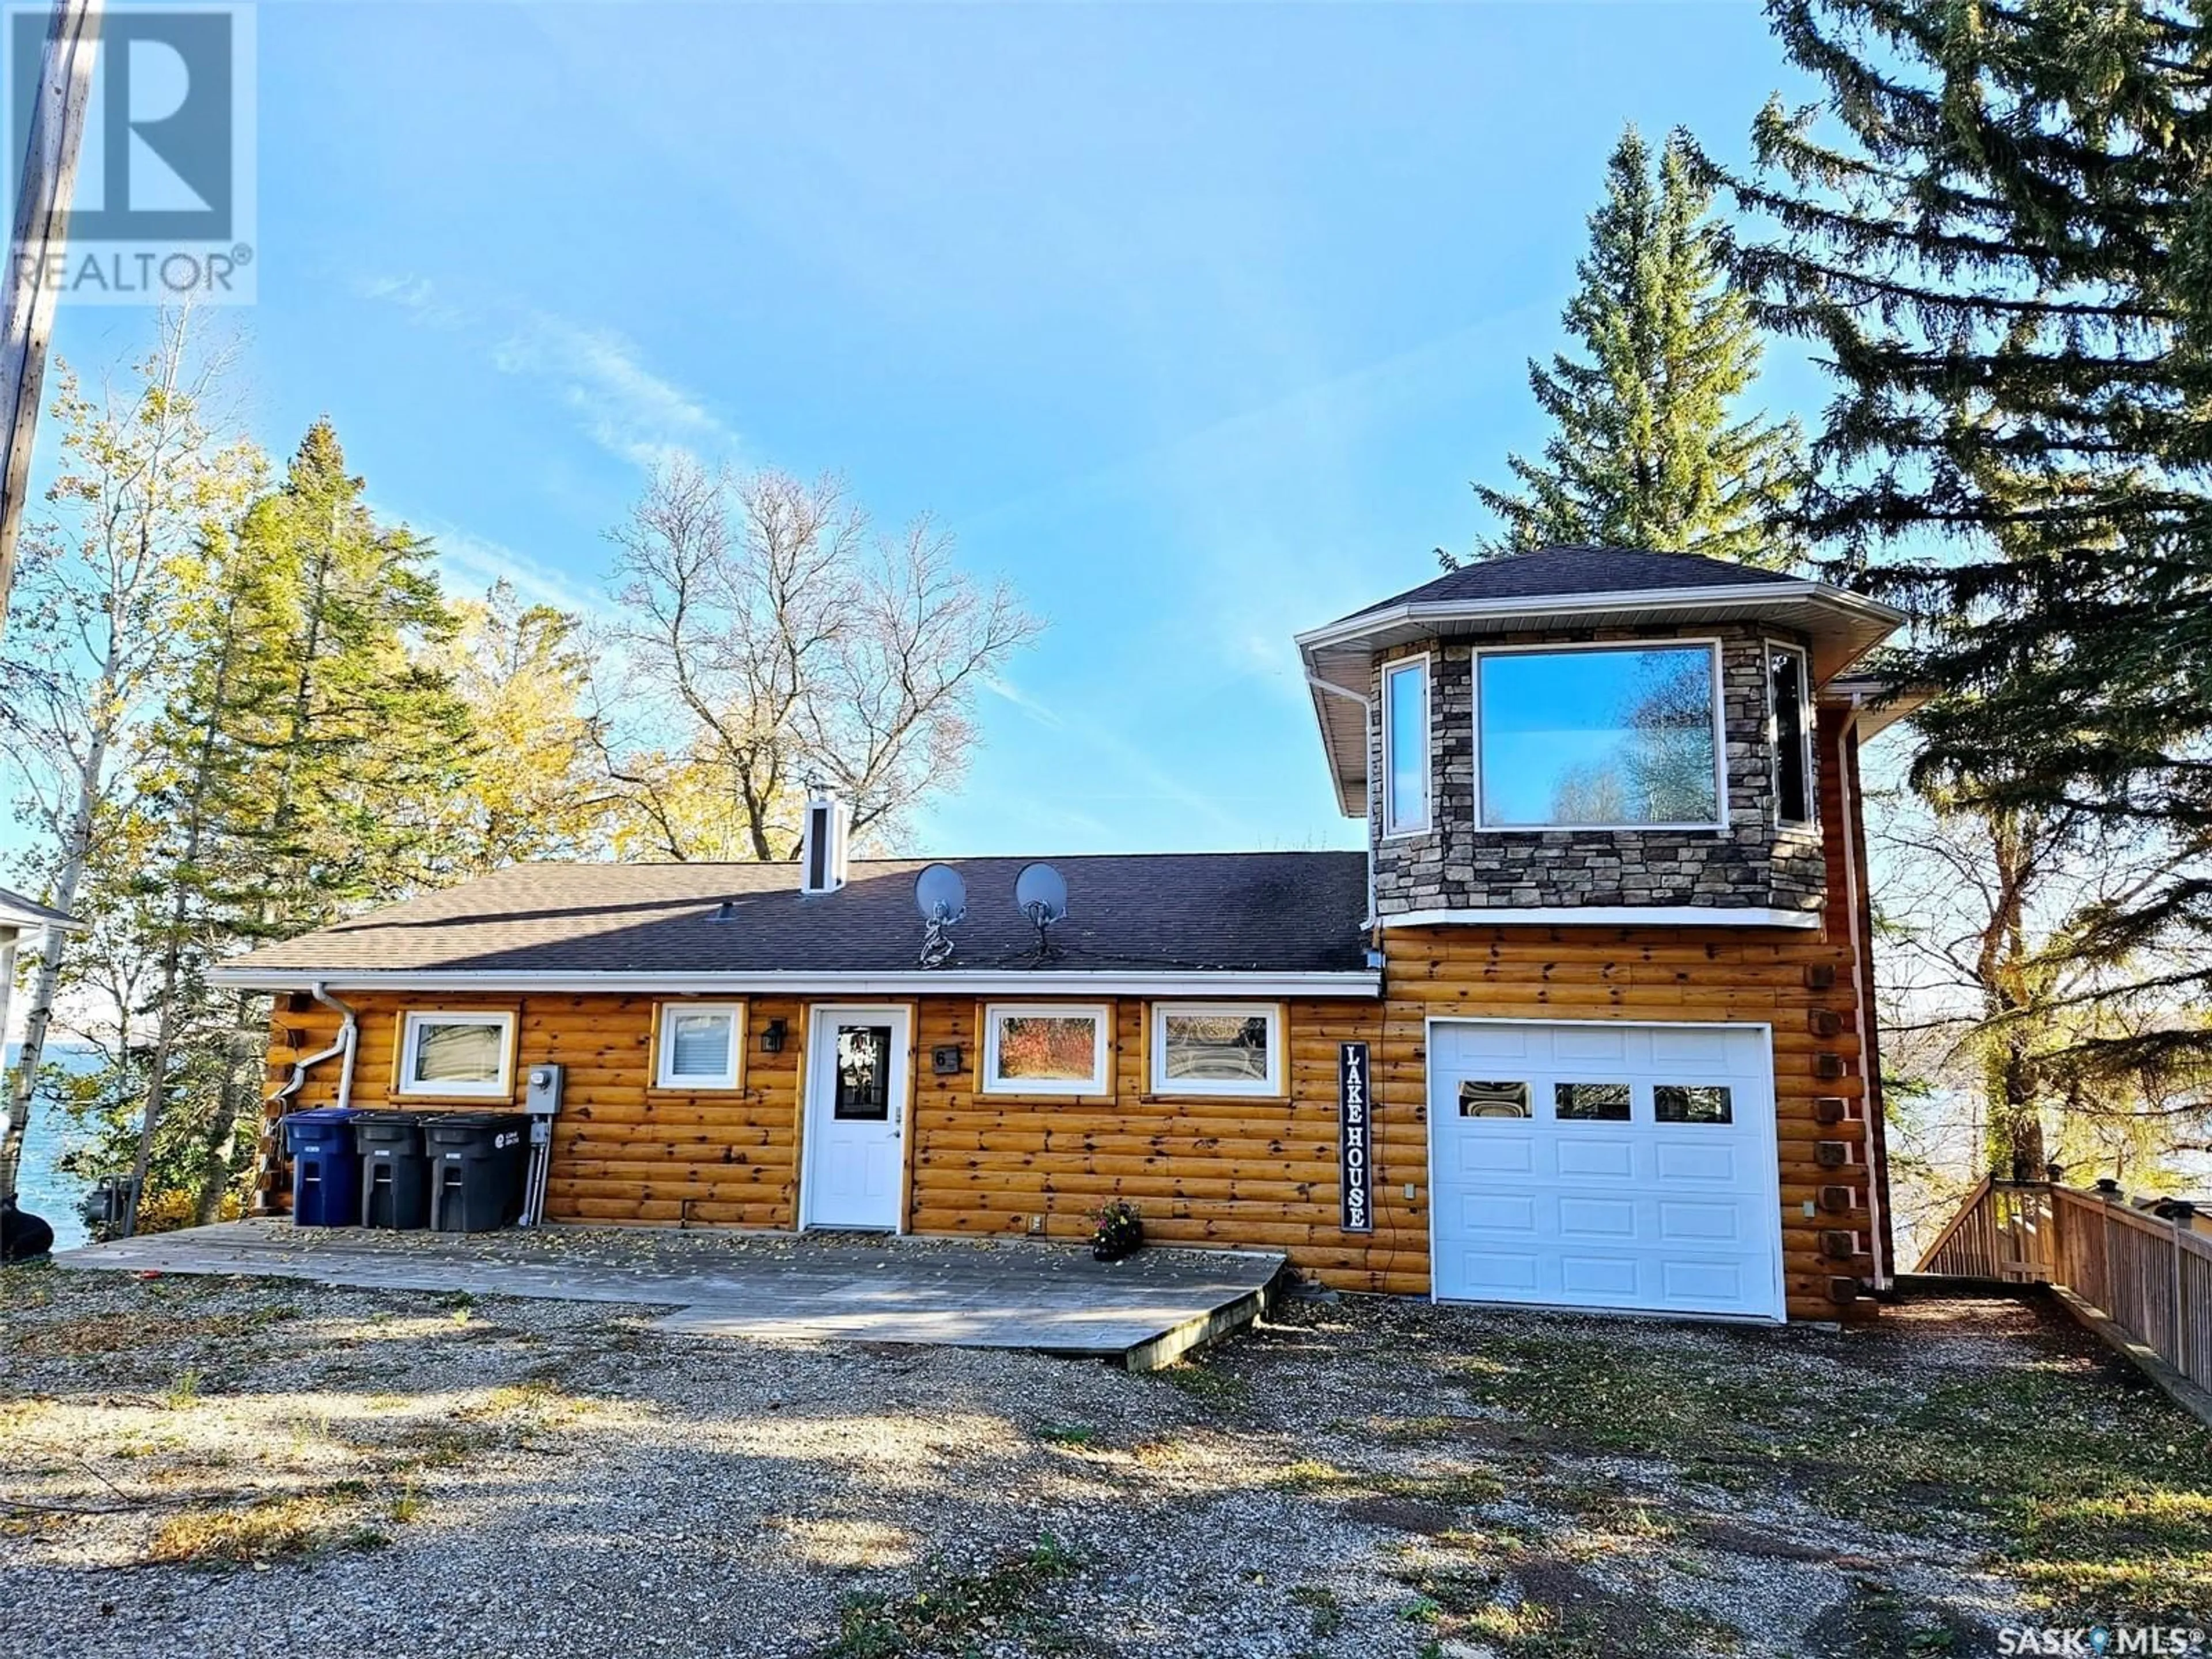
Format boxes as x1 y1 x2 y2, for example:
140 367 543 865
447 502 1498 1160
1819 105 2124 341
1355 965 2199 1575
1768 641 1816 828
1471 638 1729 833
980 1002 1113 1097
1379 653 1433 838
1149 1001 1285 1098
395 1009 516 1099
654 1001 745 1090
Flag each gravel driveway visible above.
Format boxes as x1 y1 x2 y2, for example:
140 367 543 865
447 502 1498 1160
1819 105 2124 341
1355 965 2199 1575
4 1263 2207 1658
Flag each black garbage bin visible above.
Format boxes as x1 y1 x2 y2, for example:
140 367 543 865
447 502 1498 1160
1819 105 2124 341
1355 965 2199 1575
422 1112 527 1233
353 1111 430 1229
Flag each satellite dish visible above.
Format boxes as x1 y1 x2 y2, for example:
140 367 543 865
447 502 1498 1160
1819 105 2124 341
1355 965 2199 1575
914 863 966 969
914 863 967 923
1014 862 1068 926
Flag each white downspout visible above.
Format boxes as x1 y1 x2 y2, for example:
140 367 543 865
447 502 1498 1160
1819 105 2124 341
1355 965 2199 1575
267 981 358 1113
1835 706 1891 1289
1306 672 1377 929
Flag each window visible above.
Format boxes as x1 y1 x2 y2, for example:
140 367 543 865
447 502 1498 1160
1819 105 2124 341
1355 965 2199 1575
834 1025 894 1120
1655 1084 1734 1124
1554 1082 1631 1121
396 1011 514 1099
1150 1003 1282 1097
1476 644 1723 828
1459 1080 1531 1119
1770 645 1814 826
981 1003 1112 1096
1381 656 1430 836
656 1002 743 1090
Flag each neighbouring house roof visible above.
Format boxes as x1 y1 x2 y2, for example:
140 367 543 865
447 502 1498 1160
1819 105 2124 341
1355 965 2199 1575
0 885 81 934
206 853 1378 996
1297 544 1908 818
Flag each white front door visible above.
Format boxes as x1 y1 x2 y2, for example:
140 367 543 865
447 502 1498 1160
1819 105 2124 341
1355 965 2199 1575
801 1005 911 1230
1427 1018 1784 1320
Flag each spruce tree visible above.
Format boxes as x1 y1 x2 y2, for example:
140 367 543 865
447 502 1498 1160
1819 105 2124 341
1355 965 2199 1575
1700 2 2212 1116
1463 126 1801 566
119 422 472 1232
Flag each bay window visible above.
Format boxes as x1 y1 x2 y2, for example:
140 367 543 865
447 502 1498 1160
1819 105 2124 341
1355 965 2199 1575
1770 643 1813 825
1381 655 1430 836
1475 643 1724 829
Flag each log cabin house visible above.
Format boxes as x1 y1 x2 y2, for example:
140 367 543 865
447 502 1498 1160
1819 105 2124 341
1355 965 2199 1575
214 546 1910 1324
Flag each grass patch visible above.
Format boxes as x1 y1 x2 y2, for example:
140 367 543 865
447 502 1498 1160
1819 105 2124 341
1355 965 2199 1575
823 1536 1081 1658
146 1493 379 1569
1267 1458 1505 1509
1034 1423 1096 1448
1448 1316 2212 1620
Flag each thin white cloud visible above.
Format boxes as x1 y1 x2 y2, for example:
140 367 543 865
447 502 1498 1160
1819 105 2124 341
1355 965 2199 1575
355 275 740 471
421 521 609 619
353 271 464 329
981 675 1066 730
493 311 741 471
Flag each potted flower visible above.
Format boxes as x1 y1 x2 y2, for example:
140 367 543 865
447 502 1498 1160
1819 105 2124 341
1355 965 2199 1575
1090 1199 1143 1263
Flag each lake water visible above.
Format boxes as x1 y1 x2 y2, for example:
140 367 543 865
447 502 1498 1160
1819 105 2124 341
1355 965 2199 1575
5 1043 95 1251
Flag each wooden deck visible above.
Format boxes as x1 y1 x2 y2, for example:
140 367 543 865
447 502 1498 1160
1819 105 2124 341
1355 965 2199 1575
53 1222 1287 1372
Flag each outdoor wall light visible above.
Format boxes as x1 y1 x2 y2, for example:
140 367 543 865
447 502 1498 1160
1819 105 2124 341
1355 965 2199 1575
761 1018 787 1054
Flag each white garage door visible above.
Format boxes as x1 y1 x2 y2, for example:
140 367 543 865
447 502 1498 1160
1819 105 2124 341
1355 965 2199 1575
1427 1019 1783 1320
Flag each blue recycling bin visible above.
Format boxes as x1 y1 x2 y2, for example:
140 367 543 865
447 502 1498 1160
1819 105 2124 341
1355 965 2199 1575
282 1106 362 1226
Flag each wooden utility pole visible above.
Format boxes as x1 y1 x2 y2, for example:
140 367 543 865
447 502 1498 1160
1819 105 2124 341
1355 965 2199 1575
0 0 98 637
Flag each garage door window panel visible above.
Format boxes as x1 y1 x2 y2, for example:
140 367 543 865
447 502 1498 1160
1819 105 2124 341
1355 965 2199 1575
1459 1080 1532 1119
1656 1084 1734 1125
1554 1082 1631 1122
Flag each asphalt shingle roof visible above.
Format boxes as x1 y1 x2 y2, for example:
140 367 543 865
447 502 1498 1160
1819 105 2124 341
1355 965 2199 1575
218 853 1373 979
1339 545 1800 623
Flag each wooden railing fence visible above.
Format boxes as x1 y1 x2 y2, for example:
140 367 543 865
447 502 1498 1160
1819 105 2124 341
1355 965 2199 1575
1915 1177 2212 1393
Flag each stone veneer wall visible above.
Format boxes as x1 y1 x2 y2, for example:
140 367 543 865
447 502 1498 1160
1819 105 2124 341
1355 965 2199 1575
1370 626 1827 917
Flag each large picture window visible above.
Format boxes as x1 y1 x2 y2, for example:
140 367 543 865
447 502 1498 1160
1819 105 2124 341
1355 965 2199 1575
1150 1003 1283 1097
396 1010 515 1099
1381 656 1430 836
981 1003 1112 1096
655 1002 743 1090
1476 643 1724 829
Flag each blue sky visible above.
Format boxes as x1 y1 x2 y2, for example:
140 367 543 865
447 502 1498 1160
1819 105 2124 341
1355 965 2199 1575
47 0 1827 862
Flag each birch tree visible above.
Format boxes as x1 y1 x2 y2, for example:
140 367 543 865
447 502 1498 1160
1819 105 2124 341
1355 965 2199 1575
601 462 1040 860
0 315 259 1203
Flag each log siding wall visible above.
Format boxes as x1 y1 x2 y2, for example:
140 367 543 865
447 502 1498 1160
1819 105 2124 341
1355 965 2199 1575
257 857 1877 1324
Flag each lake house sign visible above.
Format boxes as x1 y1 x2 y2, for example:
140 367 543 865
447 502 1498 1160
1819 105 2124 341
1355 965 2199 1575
1339 1041 1372 1233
